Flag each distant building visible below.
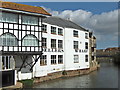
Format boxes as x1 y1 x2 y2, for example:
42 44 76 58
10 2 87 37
105 47 120 52
89 32 97 67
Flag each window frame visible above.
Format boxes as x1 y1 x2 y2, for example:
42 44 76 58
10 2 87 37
0 33 18 46
0 12 18 23
51 26 56 34
51 55 57 65
73 30 78 37
85 42 88 49
58 40 63 49
74 55 79 63
51 39 56 48
85 33 88 39
40 55 47 66
42 38 47 48
85 55 88 62
2 56 13 70
74 41 78 49
22 34 39 46
22 15 38 25
42 24 47 33
58 55 63 64
58 28 63 35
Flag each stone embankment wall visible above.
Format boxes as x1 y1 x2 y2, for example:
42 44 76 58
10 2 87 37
34 64 99 84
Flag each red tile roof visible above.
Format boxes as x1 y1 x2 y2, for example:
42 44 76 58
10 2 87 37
0 1 51 16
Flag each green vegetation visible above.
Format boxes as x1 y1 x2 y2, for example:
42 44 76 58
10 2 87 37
62 70 67 75
19 79 33 88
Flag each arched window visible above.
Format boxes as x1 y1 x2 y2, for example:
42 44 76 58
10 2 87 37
22 35 39 46
0 33 18 46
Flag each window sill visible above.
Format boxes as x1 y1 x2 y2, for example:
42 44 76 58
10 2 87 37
40 65 47 66
58 34 63 36
58 63 63 64
51 33 57 35
51 64 57 65
74 62 79 63
58 48 63 49
74 36 79 38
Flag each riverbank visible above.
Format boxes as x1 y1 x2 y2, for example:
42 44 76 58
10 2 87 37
33 62 118 88
2 64 99 89
34 64 99 85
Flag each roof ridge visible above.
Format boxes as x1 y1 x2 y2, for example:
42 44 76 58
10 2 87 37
43 16 88 31
1 1 51 16
1 1 42 9
52 16 88 31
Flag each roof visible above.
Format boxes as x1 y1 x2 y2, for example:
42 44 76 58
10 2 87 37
43 17 88 31
0 2 51 16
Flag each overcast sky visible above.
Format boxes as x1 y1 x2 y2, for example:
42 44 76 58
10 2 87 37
16 2 119 49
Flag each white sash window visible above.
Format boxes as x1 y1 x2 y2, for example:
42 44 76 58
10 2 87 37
74 55 79 63
58 40 63 49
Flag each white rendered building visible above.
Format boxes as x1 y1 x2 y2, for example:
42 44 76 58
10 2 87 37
34 17 90 77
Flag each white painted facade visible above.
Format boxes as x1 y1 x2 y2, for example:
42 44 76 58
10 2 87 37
34 23 65 77
34 21 90 77
64 28 89 70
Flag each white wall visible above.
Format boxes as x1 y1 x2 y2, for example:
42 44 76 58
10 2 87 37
64 28 89 70
34 23 65 77
34 22 90 78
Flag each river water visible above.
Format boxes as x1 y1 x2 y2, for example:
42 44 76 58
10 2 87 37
33 62 118 88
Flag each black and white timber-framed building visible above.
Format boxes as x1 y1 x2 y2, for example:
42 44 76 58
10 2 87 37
0 2 51 87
